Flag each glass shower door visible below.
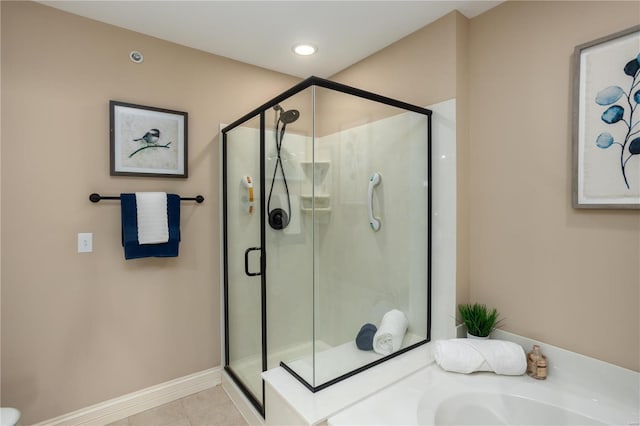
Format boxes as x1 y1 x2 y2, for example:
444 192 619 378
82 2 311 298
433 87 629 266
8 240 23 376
223 114 265 412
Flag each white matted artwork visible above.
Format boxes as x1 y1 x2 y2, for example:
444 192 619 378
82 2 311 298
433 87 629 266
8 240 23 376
573 26 640 209
110 101 188 178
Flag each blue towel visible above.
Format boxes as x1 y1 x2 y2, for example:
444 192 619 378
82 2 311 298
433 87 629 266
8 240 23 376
121 193 181 260
356 323 377 351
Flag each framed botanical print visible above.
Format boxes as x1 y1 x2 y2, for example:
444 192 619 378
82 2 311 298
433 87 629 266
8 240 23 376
573 25 640 208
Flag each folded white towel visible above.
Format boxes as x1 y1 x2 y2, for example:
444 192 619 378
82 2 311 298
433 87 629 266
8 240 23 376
135 192 169 245
433 339 526 375
373 309 408 356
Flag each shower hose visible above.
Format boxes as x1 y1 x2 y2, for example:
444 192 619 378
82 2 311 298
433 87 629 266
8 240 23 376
267 116 292 228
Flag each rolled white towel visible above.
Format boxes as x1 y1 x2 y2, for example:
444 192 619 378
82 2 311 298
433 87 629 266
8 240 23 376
373 309 408 356
433 339 526 376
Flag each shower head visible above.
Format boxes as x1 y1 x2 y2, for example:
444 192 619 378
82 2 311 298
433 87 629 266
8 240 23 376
279 109 300 124
273 104 300 124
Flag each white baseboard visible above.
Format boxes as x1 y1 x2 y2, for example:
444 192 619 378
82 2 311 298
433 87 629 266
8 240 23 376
34 367 221 426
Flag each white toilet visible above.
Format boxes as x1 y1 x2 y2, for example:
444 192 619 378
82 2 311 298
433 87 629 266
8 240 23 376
0 408 21 426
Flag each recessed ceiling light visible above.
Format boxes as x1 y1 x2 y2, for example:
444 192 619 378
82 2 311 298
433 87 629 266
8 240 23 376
129 50 143 63
292 44 317 56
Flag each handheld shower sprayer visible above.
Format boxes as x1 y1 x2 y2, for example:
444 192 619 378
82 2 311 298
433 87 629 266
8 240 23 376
273 104 300 124
267 104 300 230
279 109 300 124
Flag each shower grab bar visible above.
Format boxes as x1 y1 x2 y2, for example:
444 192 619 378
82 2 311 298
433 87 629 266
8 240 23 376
368 173 381 232
244 247 262 276
241 176 254 215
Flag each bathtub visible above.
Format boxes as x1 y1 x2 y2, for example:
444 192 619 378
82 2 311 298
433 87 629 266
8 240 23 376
328 355 639 426
263 333 639 426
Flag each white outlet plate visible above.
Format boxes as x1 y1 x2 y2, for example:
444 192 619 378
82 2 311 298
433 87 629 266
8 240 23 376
78 233 93 253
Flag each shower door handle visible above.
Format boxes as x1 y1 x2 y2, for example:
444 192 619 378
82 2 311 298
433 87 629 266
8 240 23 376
244 247 262 276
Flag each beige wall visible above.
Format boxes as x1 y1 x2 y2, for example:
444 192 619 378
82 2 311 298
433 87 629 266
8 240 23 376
334 2 639 371
332 11 472 309
468 1 639 371
0 2 299 423
332 11 459 106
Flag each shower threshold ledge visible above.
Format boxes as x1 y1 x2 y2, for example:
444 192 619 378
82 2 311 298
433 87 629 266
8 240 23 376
262 344 434 426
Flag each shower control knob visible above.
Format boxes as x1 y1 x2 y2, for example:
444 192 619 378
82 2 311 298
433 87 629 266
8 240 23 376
269 208 289 230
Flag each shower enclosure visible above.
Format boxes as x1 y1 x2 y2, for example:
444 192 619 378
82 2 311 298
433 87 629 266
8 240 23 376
222 76 431 415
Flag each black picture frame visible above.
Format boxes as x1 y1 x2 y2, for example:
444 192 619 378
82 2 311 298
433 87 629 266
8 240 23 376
110 101 188 178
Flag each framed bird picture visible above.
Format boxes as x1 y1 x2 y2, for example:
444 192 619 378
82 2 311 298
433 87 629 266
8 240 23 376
110 100 188 178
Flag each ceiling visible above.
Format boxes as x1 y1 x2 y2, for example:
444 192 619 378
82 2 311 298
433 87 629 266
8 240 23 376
38 1 502 78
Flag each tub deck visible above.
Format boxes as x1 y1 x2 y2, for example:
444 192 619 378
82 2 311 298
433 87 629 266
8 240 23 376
262 331 639 426
327 363 638 425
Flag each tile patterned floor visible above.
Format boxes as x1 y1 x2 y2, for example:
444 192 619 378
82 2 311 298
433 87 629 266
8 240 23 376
107 386 248 426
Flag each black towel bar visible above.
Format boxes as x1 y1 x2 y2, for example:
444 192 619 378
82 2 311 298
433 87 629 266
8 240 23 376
89 193 204 203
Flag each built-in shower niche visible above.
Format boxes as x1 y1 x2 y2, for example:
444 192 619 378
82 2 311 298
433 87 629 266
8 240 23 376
300 161 331 215
222 76 431 411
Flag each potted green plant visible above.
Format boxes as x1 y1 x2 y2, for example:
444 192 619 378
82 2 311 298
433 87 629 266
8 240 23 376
458 303 503 339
